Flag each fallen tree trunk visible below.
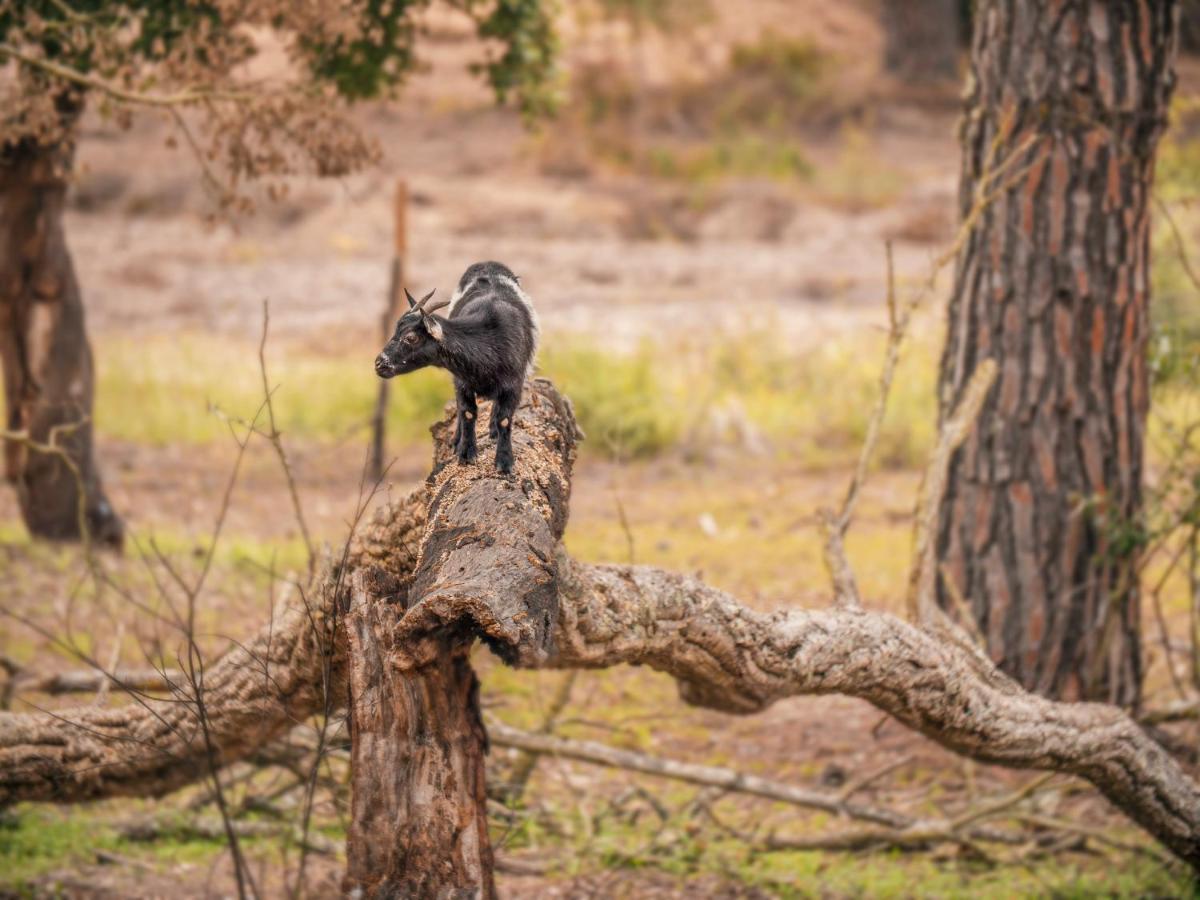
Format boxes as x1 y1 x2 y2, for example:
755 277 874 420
551 558 1200 870
0 487 429 804
2 379 1199 880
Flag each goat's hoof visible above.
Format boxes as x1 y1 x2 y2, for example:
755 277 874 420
495 456 513 475
457 446 478 465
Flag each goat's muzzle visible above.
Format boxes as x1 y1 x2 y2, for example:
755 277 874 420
374 353 397 378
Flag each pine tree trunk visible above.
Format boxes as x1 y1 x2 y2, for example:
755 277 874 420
937 0 1178 707
882 0 962 84
0 130 122 545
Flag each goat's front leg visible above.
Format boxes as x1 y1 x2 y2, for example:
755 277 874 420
492 386 520 474
454 380 478 464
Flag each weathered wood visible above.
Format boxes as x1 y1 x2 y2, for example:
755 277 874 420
937 0 1179 706
344 577 493 898
342 378 580 897
550 557 1200 870
0 488 428 805
6 667 184 696
0 598 338 802
0 129 122 544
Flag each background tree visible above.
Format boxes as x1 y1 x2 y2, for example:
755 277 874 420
1182 2 1200 54
880 0 962 87
0 0 557 544
936 0 1179 706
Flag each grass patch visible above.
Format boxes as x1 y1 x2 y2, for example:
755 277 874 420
0 804 296 895
94 328 941 470
85 320 1200 475
812 124 907 212
96 335 448 447
490 769 1187 898
641 135 813 183
0 807 121 885
540 339 685 458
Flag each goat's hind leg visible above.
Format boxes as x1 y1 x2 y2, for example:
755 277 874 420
492 385 520 474
454 380 478 464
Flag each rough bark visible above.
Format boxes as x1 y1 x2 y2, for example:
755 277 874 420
551 557 1200 870
0 128 122 545
344 582 493 899
3 381 1200 876
0 489 427 805
936 0 1179 706
0 600 336 803
342 377 579 898
881 0 961 85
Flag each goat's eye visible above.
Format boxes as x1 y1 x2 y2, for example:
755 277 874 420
403 333 420 346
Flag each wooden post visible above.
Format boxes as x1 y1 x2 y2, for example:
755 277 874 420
369 179 407 482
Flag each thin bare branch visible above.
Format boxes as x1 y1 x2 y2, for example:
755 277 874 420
0 43 257 107
907 359 998 624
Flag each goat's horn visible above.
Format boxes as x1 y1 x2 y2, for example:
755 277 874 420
414 288 437 311
405 288 417 309
422 298 451 315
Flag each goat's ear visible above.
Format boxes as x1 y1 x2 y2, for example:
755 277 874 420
424 314 444 342
405 288 417 310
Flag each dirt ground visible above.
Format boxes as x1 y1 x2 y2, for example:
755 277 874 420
3 3 1200 898
62 2 961 353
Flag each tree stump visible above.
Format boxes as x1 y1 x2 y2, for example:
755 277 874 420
342 379 580 897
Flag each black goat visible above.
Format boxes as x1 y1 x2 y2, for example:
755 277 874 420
374 261 539 474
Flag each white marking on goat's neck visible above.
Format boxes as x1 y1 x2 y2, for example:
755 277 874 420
498 274 540 376
447 284 467 316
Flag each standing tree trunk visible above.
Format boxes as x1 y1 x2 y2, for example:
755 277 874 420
0 127 122 545
343 380 577 897
344 591 493 898
881 0 962 85
937 0 1178 707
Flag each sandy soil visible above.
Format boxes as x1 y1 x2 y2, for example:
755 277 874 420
63 1 960 354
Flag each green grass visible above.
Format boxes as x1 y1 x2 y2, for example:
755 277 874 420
0 807 123 886
97 320 1190 475
96 334 449 447
6 799 1184 898
540 338 686 458
0 804 293 894
94 328 942 470
641 135 813 183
